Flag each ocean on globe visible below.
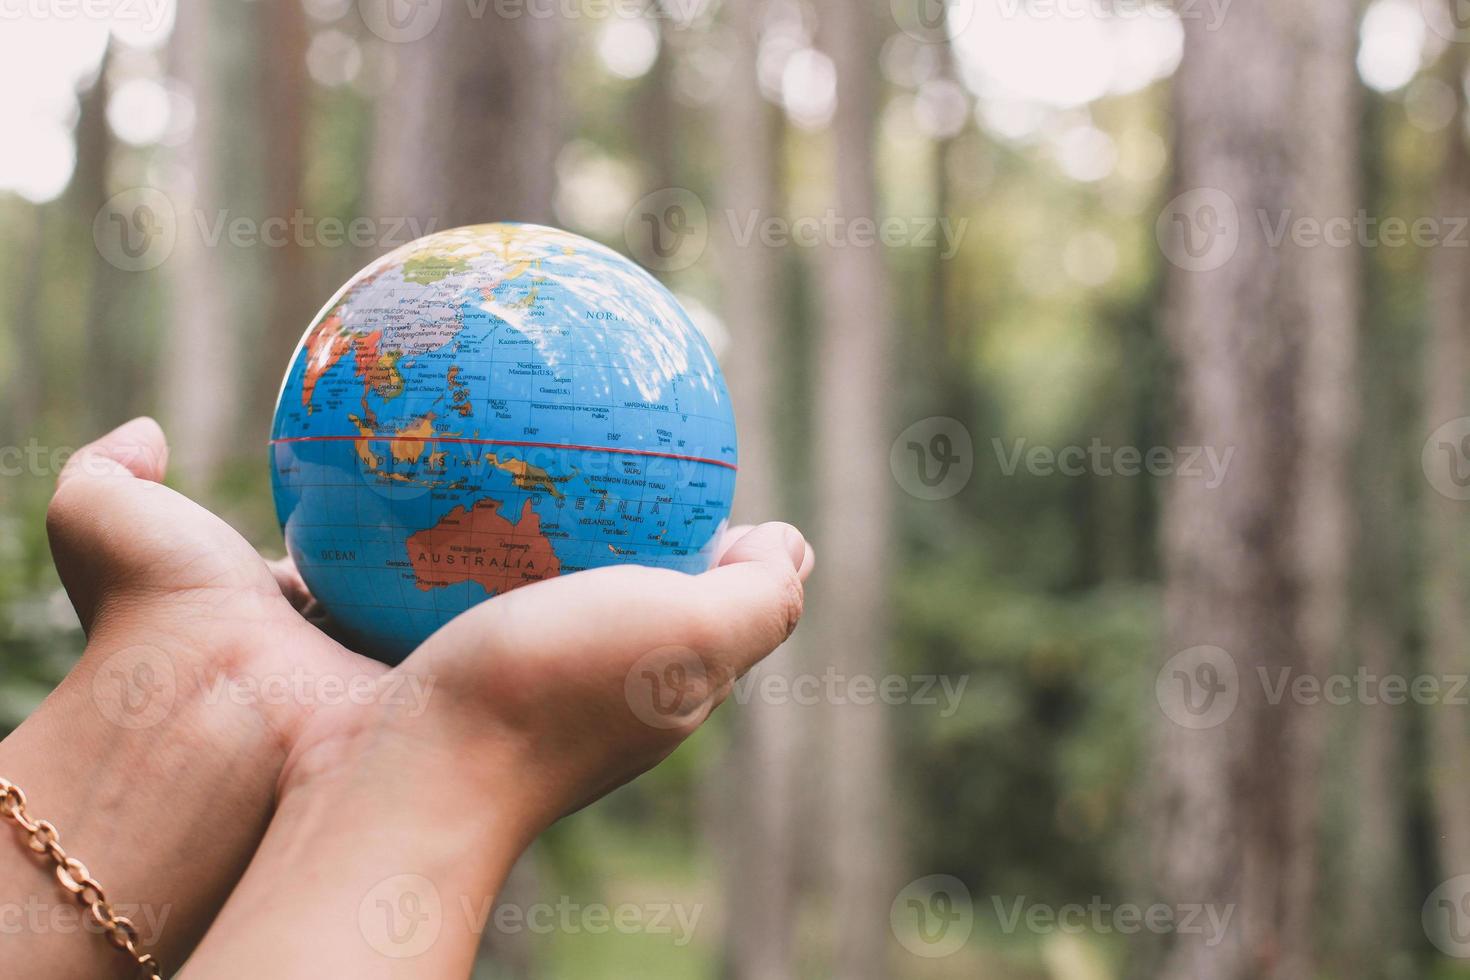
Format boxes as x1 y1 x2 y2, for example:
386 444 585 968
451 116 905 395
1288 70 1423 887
270 224 738 663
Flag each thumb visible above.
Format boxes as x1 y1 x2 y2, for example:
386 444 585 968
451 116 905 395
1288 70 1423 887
690 522 812 680
57 416 169 487
717 521 815 581
48 418 172 631
411 523 812 696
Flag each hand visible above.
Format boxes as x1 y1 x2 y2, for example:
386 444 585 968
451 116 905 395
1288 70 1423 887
6 417 813 978
2 417 381 976
185 519 812 978
286 519 814 824
45 416 381 733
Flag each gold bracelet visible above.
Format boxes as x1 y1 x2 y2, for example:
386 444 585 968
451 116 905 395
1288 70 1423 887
0 776 163 979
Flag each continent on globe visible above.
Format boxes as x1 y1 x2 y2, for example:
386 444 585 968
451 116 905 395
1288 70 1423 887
407 497 560 595
271 223 738 663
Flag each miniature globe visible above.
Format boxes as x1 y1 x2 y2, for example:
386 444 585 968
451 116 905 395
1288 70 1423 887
270 224 738 663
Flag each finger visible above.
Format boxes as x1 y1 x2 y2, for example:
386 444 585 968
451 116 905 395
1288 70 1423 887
692 522 808 677
57 416 169 487
414 522 809 687
718 520 814 581
715 524 756 562
266 556 314 611
48 422 274 629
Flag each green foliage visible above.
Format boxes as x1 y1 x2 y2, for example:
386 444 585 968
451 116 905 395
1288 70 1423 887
895 534 1159 903
0 487 81 737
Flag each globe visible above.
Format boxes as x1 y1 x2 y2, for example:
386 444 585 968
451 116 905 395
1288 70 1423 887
270 224 738 663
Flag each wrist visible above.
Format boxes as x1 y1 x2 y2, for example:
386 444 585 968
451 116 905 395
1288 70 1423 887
78 597 322 758
0 625 303 974
282 690 545 854
187 695 538 976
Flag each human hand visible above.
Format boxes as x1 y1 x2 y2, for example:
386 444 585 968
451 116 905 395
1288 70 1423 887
186 519 811 978
44 416 385 732
7 417 812 978
0 417 384 976
285 519 814 826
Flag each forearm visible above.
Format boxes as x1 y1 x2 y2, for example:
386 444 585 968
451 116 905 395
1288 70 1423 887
183 710 536 979
0 627 293 977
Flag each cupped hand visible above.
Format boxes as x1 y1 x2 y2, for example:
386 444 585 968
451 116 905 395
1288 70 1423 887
280 515 814 846
306 519 815 831
48 416 812 877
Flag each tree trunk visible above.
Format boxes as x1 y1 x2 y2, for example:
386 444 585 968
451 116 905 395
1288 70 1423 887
1152 2 1359 979
1338 616 1408 975
1335 89 1410 980
370 10 561 229
812 2 896 978
251 0 312 435
164 0 240 489
713 4 800 979
634 16 677 195
71 44 127 431
1423 41 1470 881
5 206 47 446
1278 1 1360 973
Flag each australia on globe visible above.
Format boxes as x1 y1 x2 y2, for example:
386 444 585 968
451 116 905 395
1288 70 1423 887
270 224 738 663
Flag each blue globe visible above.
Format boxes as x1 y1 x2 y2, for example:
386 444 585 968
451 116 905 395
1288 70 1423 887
270 224 738 663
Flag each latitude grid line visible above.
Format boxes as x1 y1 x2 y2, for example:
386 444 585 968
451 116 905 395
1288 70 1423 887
323 332 735 425
287 463 733 562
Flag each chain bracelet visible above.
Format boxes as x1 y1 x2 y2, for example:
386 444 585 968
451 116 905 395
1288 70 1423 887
0 776 163 980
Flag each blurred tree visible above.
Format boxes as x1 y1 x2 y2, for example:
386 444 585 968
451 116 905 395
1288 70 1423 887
1423 38 1470 882
370 9 562 228
251 0 313 435
1151 1 1359 978
1282 2 1362 975
164 0 243 488
712 3 801 980
5 207 46 445
70 43 129 431
633 12 677 195
1336 87 1413 980
925 41 967 401
811 1 898 978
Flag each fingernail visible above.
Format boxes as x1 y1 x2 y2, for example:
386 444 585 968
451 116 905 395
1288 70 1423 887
781 526 806 570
